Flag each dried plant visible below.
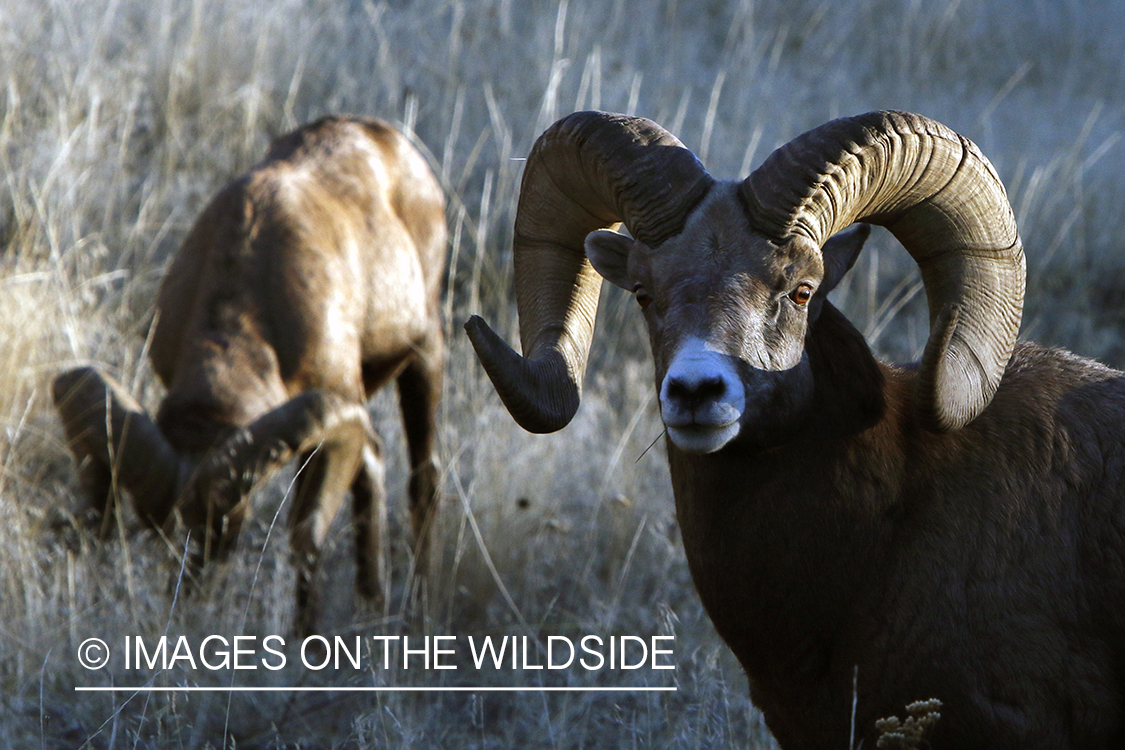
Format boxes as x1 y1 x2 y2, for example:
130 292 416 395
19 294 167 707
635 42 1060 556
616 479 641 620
875 699 943 749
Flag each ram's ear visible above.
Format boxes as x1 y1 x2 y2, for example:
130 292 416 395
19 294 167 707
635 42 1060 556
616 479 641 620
820 223 871 295
584 230 637 291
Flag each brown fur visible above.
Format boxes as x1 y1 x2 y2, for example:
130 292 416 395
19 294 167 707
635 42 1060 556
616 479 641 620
672 336 1125 749
59 115 446 633
583 204 1121 746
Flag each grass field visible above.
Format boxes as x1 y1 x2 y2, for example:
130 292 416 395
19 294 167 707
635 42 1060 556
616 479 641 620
1 0 1122 747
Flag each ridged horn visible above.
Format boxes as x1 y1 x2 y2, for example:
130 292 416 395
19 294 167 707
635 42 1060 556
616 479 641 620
741 111 1025 431
183 391 371 538
52 366 185 529
465 110 713 433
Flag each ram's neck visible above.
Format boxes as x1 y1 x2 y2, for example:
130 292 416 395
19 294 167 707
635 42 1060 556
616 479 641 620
666 362 917 722
668 396 908 608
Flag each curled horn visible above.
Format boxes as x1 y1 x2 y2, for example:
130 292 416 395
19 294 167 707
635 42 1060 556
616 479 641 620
465 110 713 433
182 391 372 547
52 366 185 530
741 110 1025 431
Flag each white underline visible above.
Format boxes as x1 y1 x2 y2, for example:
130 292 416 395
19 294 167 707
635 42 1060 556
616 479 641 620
75 686 676 693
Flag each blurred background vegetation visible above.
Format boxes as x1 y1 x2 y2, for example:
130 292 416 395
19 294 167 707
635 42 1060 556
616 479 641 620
1 0 1121 747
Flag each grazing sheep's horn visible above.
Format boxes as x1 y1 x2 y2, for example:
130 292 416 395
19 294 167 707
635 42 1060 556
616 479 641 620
183 391 371 544
741 110 1024 431
52 366 185 528
466 110 713 433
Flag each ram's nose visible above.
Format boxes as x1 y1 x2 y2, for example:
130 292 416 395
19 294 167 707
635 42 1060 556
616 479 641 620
663 372 728 409
659 339 745 454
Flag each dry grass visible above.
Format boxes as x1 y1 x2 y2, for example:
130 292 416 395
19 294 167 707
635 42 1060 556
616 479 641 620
0 0 1122 747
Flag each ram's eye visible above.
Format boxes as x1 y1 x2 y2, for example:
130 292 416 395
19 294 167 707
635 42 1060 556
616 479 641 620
634 284 653 309
789 283 814 306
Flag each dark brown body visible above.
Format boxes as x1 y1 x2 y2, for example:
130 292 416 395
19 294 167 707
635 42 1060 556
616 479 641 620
54 115 446 633
674 342 1125 749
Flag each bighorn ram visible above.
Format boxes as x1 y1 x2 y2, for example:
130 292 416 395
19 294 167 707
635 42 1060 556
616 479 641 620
466 110 1125 748
54 115 446 635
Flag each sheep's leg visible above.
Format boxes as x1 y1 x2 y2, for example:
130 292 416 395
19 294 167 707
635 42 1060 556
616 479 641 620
289 442 356 637
352 435 387 606
289 448 331 638
396 330 442 577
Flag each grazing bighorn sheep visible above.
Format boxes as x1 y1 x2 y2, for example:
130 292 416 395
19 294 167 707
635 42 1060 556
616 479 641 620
54 115 446 635
466 110 1125 749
